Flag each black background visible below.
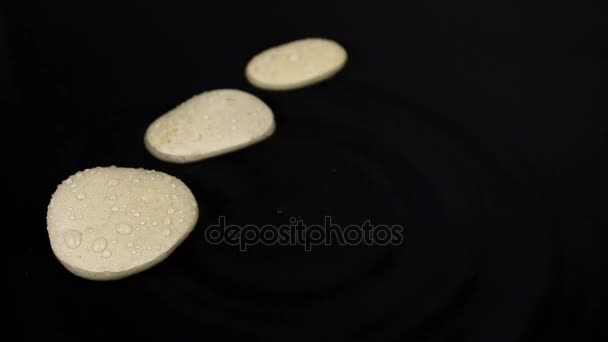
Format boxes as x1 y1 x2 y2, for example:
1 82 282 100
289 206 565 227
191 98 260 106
5 1 606 341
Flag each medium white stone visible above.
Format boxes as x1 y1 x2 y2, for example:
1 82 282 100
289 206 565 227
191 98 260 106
144 89 275 163
246 38 347 90
47 167 199 280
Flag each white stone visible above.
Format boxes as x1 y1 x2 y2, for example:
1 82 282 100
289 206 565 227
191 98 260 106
246 38 347 90
46 167 199 280
144 89 275 163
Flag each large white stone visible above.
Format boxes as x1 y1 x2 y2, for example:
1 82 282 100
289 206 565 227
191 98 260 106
246 38 347 90
46 167 199 280
144 89 275 163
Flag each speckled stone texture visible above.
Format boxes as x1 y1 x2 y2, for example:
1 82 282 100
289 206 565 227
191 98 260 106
47 167 199 280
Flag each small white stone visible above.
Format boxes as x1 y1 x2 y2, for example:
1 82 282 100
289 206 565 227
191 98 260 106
245 38 347 90
46 167 199 281
144 89 275 163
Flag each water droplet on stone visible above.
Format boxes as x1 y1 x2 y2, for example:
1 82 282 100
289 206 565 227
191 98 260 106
127 241 134 248
171 183 176 188
76 193 86 200
167 207 175 214
163 217 172 225
134 212 141 217
116 223 132 235
111 206 119 212
63 230 82 249
107 179 120 186
102 250 112 258
162 228 172 237
92 237 108 253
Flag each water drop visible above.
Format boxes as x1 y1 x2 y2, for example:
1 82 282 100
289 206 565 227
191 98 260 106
111 206 119 212
167 207 175 214
102 250 112 258
134 212 141 217
92 237 108 253
127 241 134 248
66 179 73 184
116 223 132 235
140 221 146 225
171 183 176 189
162 228 172 237
163 217 172 225
63 230 82 249
76 193 86 200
